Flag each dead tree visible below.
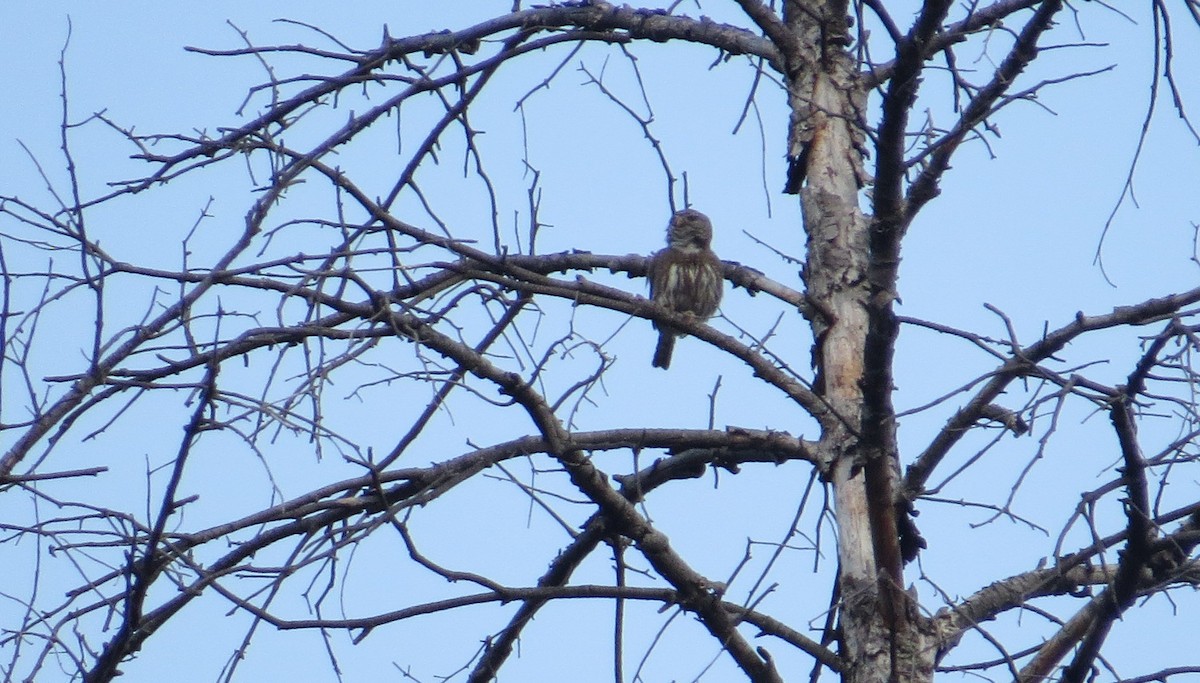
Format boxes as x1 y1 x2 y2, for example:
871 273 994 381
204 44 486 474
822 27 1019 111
2 3 1199 682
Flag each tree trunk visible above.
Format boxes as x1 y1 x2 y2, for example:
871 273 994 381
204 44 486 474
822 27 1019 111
784 1 936 681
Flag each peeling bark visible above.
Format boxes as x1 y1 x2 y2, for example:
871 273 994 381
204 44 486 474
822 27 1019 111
781 1 934 681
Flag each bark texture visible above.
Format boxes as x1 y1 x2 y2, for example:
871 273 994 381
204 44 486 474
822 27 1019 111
782 1 935 681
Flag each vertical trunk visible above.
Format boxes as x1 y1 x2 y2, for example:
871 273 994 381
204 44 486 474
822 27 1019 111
782 2 935 682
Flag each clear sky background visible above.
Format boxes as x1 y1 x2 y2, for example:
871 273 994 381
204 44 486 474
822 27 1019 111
2 2 1198 682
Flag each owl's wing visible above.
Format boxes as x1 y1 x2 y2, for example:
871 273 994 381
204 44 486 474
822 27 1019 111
648 249 668 300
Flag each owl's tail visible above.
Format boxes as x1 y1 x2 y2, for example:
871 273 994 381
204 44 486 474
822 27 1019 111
652 332 675 369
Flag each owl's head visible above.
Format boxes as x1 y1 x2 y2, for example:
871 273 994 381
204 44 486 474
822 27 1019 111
666 209 713 251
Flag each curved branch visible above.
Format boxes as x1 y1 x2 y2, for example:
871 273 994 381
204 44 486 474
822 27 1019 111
390 308 781 681
1057 323 1177 683
903 288 1200 500
936 502 1200 660
903 0 1064 221
470 426 821 681
287 152 831 423
871 0 954 227
733 0 804 65
865 0 1045 87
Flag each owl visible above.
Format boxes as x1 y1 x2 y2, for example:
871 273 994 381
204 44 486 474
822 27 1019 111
648 209 723 369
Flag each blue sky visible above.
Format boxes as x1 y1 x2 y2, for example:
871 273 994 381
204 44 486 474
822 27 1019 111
2 2 1199 681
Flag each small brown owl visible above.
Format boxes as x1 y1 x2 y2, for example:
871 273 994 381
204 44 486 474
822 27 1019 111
648 209 724 369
